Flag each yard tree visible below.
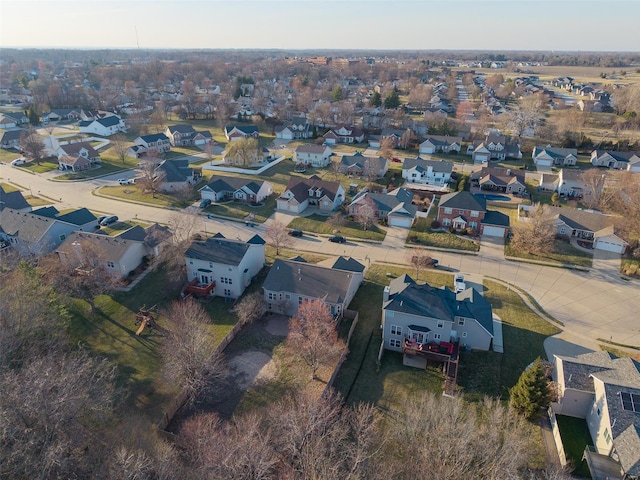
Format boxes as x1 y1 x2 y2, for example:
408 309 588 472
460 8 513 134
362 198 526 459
265 220 293 256
405 249 435 281
406 83 432 111
331 85 344 102
354 203 376 231
286 298 345 381
369 91 382 107
379 137 395 160
20 127 46 164
225 137 258 167
160 298 224 403
509 203 556 255
399 128 416 150
111 132 129 164
384 89 401 109
234 291 267 326
510 357 551 419
148 108 166 134
158 210 200 287
136 157 166 198
580 168 616 211
329 158 342 180
504 93 547 138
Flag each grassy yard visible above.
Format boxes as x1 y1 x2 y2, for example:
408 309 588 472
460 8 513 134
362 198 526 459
621 257 640 277
21 157 60 173
555 415 592 478
204 196 276 223
408 228 480 252
0 147 22 163
332 263 453 412
505 238 593 267
457 280 561 400
288 213 387 241
98 184 196 208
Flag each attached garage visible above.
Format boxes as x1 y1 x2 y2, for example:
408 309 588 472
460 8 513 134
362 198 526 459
594 235 627 254
388 214 414 228
482 225 507 237
481 210 510 238
474 153 489 163
276 198 303 213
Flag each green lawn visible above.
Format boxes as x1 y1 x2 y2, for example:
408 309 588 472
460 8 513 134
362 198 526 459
457 280 561 400
0 147 22 163
288 213 387 241
505 239 593 268
22 157 60 173
555 415 593 478
408 229 480 251
98 185 196 208
204 196 276 223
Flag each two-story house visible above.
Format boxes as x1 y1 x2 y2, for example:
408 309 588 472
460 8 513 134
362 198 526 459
551 351 640 480
348 187 417 228
199 175 273 204
468 134 522 164
274 117 312 140
557 169 590 198
418 135 463 155
322 125 365 144
381 275 495 354
262 256 364 317
470 166 527 195
294 144 333 168
591 150 640 172
56 142 101 172
134 133 171 155
402 158 453 186
78 114 126 137
0 206 98 256
165 125 212 147
367 128 406 149
184 233 265 300
437 191 510 237
155 159 201 192
532 146 578 169
224 125 260 142
339 152 389 178
277 175 345 214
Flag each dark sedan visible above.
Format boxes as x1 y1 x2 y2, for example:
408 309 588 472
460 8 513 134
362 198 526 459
328 235 346 243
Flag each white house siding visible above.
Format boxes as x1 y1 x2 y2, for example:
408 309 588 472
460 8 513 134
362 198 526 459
114 243 147 278
276 197 304 213
587 380 614 457
553 388 593 418
594 235 626 254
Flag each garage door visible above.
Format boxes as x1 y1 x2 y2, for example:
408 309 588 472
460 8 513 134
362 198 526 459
594 240 624 254
421 147 435 154
482 226 505 237
389 215 413 228
475 154 489 162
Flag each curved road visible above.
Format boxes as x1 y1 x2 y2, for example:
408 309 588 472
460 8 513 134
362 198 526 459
3 162 639 350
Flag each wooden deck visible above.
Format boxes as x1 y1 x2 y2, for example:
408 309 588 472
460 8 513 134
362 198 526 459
403 341 460 396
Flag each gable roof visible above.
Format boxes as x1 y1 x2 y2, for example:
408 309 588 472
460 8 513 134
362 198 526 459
420 135 462 147
403 157 453 174
592 150 640 163
1 129 25 142
295 144 329 154
202 175 265 195
263 258 358 305
59 142 99 158
439 191 486 212
184 234 256 266
167 124 197 134
544 205 617 233
0 186 30 211
533 146 578 160
138 133 169 144
57 230 143 262
283 175 343 203
225 125 259 136
156 159 193 183
350 187 416 216
340 153 387 172
95 115 121 128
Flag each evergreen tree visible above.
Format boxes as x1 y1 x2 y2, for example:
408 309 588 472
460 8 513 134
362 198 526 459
369 91 382 107
510 357 550 419
384 89 401 109
331 85 344 102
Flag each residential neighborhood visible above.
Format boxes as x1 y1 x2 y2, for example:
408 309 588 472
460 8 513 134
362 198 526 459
1 43 640 480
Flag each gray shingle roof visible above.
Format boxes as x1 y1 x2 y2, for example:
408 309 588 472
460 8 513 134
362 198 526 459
156 159 192 183
139 133 169 143
439 191 486 212
203 175 264 195
96 116 121 127
57 231 143 262
403 157 454 174
283 175 342 203
167 124 196 134
482 210 510 227
0 186 30 211
185 235 252 266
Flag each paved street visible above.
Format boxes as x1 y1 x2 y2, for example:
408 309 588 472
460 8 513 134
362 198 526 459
3 162 640 349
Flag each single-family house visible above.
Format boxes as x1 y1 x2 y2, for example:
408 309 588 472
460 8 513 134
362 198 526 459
402 157 453 186
0 112 28 129
0 129 25 149
381 275 494 355
470 166 527 195
277 175 345 214
551 351 640 479
339 152 389 178
0 206 98 256
591 150 640 171
419 135 463 155
577 99 603 113
184 233 265 299
0 186 31 212
78 114 126 137
348 187 417 228
155 159 201 192
532 146 578 168
438 191 509 237
262 256 363 317
165 125 212 147
224 125 260 141
134 133 171 155
518 204 627 254
199 175 273 203
274 117 312 140
56 142 101 172
42 109 86 123
557 169 590 198
368 128 407 149
468 134 522 164
294 144 333 168
322 125 365 145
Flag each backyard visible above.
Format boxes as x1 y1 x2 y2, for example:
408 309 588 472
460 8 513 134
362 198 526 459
555 414 593 478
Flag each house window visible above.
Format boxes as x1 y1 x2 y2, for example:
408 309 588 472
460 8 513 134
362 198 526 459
442 218 451 227
471 211 479 217
437 321 444 329
390 325 402 336
469 222 477 229
458 318 465 326
458 210 465 215
390 339 402 348
604 428 611 445
620 392 640 412
560 227 566 235
285 294 291 299
433 333 441 340
224 289 231 297
59 234 66 241
298 296 303 304
444 207 452 214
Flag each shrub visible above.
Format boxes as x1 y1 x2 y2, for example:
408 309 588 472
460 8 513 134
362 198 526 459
431 220 440 229
449 226 456 234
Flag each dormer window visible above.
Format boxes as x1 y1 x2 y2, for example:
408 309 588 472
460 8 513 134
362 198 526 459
621 392 640 412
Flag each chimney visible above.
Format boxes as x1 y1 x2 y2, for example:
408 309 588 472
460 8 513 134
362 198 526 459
383 286 390 303
506 168 511 176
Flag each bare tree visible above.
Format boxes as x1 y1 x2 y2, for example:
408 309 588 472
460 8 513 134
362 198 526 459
265 220 293 256
148 109 166 134
329 158 343 180
233 291 267 326
405 249 436 281
111 132 130 164
20 128 45 164
580 169 615 210
379 137 396 160
136 157 166 198
505 93 547 138
354 203 376 231
160 298 224 402
286 299 345 380
510 203 556 255
225 137 259 167
399 128 416 150
0 350 120 479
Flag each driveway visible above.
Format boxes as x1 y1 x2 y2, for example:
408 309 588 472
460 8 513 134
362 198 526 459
381 225 410 249
592 248 622 279
479 235 505 261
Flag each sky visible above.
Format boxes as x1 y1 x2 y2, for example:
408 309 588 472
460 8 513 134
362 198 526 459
1 0 639 52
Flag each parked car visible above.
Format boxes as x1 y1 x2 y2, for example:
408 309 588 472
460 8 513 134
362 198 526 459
288 229 303 237
328 235 346 243
391 157 402 163
199 198 212 209
99 215 118 226
118 178 135 185
454 274 466 293
10 157 27 166
96 215 107 225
